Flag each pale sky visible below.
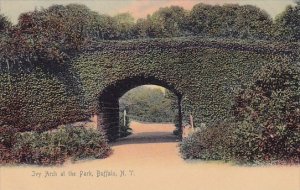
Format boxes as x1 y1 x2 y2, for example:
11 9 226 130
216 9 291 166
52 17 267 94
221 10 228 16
0 0 296 24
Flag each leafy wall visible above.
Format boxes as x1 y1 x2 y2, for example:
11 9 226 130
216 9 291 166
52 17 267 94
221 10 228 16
0 66 87 132
1 37 298 139
72 37 298 135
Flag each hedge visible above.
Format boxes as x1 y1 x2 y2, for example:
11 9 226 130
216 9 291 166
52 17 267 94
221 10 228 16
180 61 300 164
0 65 88 132
180 123 234 160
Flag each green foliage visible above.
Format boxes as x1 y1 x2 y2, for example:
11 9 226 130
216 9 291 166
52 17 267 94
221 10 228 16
0 35 297 141
0 3 298 163
180 123 234 160
274 4 300 42
0 4 133 67
73 37 297 132
11 4 89 65
231 121 300 164
233 62 300 125
0 69 87 133
134 6 188 38
113 13 136 39
119 86 177 123
133 3 275 40
232 62 300 163
0 5 298 142
0 3 298 70
1 2 300 49
231 120 300 164
0 14 11 34
188 4 273 40
180 62 300 164
0 126 111 165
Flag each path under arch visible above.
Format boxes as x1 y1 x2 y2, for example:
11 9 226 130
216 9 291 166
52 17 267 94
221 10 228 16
108 121 181 165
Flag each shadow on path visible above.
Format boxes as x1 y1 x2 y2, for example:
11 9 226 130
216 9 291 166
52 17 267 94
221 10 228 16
111 131 179 146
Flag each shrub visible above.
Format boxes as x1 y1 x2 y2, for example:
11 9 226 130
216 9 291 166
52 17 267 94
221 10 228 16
232 62 300 164
0 125 111 165
180 62 300 164
179 123 234 160
231 121 300 164
0 125 18 163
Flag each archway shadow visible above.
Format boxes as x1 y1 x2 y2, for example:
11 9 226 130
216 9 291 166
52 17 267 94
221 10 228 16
110 131 180 147
97 75 183 141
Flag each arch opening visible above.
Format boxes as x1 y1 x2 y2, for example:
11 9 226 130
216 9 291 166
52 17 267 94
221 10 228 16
97 76 183 141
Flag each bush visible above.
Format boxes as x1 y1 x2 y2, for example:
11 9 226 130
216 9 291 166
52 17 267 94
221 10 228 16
180 120 300 164
180 123 234 160
0 126 111 165
180 62 300 164
231 121 300 164
0 125 19 162
232 62 300 164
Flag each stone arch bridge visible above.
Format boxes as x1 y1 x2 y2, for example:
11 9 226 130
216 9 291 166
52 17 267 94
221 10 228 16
70 37 298 141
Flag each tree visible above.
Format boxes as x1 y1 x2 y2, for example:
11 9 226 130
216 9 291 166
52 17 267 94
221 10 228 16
113 13 135 39
188 3 273 39
90 14 118 40
152 6 188 37
0 15 11 65
274 3 300 41
1 4 98 67
234 5 273 39
0 14 11 34
188 3 224 36
133 16 161 38
119 86 177 122
134 6 188 38
232 62 300 162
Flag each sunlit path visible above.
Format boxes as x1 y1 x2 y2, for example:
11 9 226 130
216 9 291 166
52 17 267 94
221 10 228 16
111 121 179 145
105 121 181 166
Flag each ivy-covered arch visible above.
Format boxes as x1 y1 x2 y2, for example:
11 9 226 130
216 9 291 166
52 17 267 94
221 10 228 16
2 37 298 140
71 37 298 140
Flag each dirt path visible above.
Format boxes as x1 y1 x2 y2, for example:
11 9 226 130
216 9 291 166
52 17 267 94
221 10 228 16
1 121 299 190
